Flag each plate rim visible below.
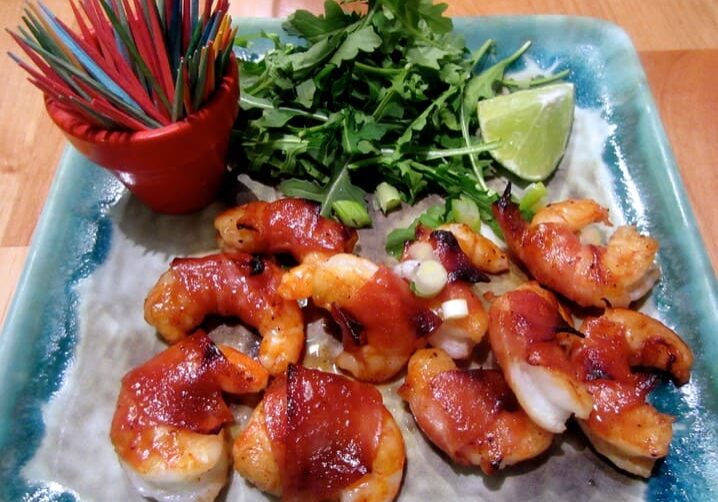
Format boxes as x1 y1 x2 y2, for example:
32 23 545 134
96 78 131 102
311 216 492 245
1 14 717 499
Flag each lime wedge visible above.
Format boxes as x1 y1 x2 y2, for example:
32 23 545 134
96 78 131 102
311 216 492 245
478 83 574 181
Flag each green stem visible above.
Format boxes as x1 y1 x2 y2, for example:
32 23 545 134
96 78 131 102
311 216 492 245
503 41 532 67
461 39 494 191
246 74 275 96
372 67 409 120
346 141 500 169
240 94 329 122
501 69 570 88
355 61 404 76
359 1 379 29
419 141 500 160
468 39 494 70
242 135 309 150
460 89 487 190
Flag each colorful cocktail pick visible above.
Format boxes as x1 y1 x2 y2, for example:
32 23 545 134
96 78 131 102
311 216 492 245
8 0 237 131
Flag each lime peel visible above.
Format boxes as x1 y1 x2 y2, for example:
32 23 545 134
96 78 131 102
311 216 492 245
478 83 575 181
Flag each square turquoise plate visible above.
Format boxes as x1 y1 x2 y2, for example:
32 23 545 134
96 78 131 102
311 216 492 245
1 16 717 501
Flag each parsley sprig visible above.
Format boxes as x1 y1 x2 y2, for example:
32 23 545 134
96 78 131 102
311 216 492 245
231 0 563 228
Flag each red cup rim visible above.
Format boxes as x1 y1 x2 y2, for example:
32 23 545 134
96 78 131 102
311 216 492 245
45 53 239 145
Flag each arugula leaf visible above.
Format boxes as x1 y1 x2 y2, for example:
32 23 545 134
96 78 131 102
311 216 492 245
464 41 531 103
283 1 358 42
341 111 390 154
394 86 456 149
231 0 566 232
278 178 326 202
255 109 303 128
406 46 451 70
286 36 342 78
319 164 368 217
296 79 316 108
280 163 370 227
381 0 453 37
329 25 382 66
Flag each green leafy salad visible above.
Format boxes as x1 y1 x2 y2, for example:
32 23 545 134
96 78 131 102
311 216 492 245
230 0 571 253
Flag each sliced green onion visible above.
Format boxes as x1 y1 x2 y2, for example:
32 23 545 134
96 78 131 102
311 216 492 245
393 260 421 280
332 200 371 228
411 260 448 297
407 242 435 261
441 299 469 320
450 196 481 232
418 204 447 228
375 182 402 214
519 181 547 212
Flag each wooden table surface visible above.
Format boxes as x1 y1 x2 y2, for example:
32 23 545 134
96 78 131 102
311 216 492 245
1 0 716 328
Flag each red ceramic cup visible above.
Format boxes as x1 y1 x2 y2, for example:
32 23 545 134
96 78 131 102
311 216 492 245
45 56 240 214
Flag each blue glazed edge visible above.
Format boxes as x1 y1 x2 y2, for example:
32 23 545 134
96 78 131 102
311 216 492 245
455 16 718 500
0 148 121 500
457 16 718 499
1 15 717 501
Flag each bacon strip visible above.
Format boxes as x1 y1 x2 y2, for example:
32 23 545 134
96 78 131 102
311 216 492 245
340 266 441 353
399 348 553 475
169 253 285 329
430 370 517 457
263 365 384 500
569 317 666 442
215 198 358 261
111 332 268 469
113 332 260 434
408 225 489 283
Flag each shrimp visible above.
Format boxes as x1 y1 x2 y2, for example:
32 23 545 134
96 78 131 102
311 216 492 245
493 186 659 308
398 224 502 358
214 198 357 263
422 282 488 360
144 252 304 375
404 224 508 275
280 254 440 382
402 226 489 284
110 331 268 502
436 223 510 274
399 348 553 474
487 282 593 433
233 365 405 501
567 309 693 477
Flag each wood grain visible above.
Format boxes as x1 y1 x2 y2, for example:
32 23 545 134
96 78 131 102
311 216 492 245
642 50 718 271
0 0 70 248
0 247 28 325
1 0 717 329
230 0 718 50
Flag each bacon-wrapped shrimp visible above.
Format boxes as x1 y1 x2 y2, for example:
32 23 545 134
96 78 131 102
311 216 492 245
280 254 440 382
233 365 405 501
399 348 553 474
420 282 488 360
214 198 358 263
426 223 509 274
488 282 593 433
110 332 268 502
144 253 304 375
567 309 693 477
493 186 659 308
396 225 507 359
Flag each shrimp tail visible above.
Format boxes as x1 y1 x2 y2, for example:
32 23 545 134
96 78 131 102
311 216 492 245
498 182 513 209
492 183 528 247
